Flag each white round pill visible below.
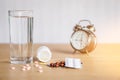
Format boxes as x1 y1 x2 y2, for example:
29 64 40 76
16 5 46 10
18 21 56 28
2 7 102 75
37 46 52 62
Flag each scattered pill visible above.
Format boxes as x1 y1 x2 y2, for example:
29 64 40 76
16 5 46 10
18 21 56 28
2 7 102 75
26 64 30 67
22 65 27 69
38 66 42 69
35 64 39 67
22 68 26 71
11 66 15 70
26 66 31 70
34 61 39 64
38 69 43 73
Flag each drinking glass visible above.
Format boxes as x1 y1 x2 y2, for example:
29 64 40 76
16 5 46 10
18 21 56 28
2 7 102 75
8 10 33 64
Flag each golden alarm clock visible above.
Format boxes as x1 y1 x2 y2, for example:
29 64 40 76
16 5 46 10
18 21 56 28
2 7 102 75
70 20 97 53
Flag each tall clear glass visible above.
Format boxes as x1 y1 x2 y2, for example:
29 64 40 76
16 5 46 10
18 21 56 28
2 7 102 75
8 10 33 64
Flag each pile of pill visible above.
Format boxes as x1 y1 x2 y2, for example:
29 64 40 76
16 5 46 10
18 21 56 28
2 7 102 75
49 61 65 67
10 61 43 73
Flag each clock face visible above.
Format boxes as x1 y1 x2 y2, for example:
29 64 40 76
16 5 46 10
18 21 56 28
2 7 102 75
70 30 89 50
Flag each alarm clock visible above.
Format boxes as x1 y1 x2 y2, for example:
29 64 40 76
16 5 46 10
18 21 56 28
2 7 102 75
70 20 97 53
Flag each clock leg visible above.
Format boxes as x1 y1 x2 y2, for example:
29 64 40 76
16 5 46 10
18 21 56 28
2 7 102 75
85 50 89 56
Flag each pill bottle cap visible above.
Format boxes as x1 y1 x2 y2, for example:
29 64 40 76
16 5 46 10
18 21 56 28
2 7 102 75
37 46 52 62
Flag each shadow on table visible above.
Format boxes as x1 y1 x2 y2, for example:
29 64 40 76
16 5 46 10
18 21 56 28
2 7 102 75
0 60 9 63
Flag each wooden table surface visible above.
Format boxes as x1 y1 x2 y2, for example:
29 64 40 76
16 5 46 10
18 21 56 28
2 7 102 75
0 44 120 80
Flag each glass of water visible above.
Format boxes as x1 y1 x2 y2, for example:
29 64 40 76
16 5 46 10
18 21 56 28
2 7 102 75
8 10 33 64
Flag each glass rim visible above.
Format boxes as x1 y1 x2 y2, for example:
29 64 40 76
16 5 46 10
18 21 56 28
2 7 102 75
8 10 33 12
8 10 33 17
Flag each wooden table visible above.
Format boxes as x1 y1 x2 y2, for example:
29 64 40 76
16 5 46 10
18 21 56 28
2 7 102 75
0 44 120 80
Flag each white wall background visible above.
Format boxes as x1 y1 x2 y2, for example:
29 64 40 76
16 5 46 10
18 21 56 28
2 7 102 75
0 0 120 43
